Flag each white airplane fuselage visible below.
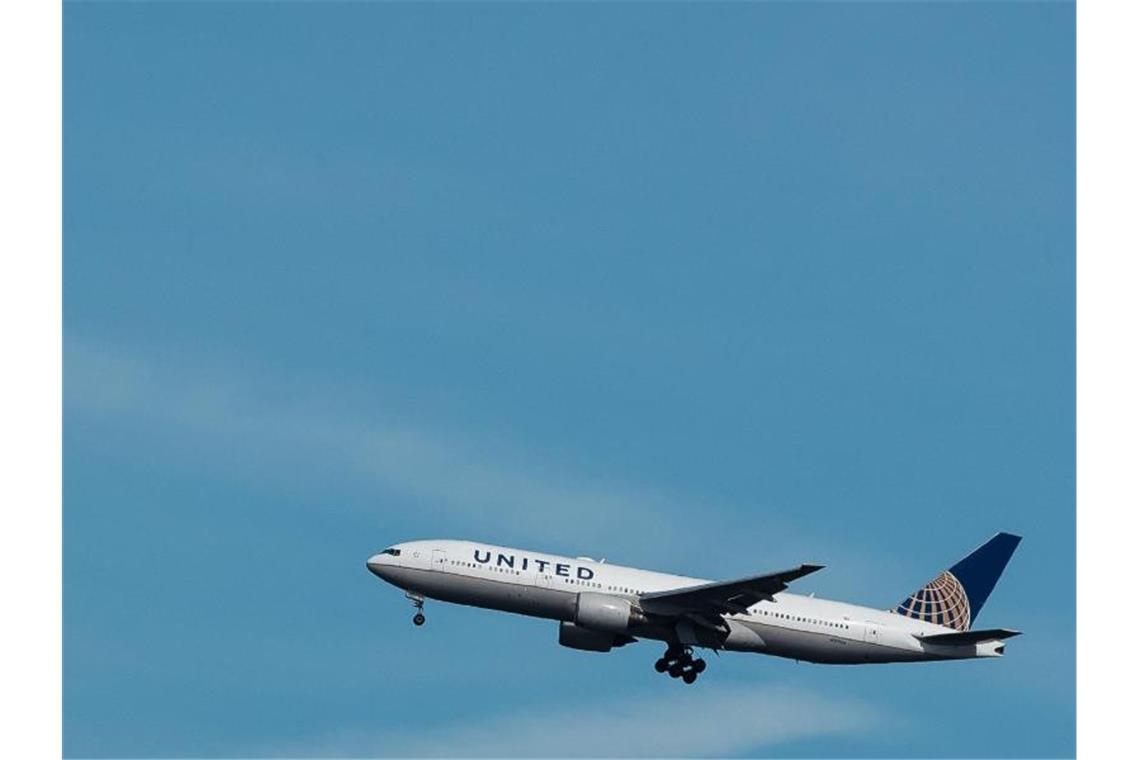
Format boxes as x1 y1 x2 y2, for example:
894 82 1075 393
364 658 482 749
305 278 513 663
366 539 1008 665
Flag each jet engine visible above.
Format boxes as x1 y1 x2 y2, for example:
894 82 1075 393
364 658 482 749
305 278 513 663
558 621 636 652
573 592 648 634
558 621 618 652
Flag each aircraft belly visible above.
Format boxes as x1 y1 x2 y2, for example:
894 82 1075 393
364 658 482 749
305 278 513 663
721 620 875 664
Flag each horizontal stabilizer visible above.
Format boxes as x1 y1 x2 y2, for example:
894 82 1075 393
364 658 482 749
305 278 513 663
918 628 1021 645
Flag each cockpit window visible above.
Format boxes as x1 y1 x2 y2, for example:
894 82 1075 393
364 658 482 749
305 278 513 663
382 548 401 556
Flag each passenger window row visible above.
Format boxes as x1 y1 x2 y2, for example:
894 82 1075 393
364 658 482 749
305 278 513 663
448 560 521 576
756 609 850 630
564 578 603 589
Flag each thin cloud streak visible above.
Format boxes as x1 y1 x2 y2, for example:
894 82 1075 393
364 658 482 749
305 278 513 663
262 684 881 758
65 336 893 589
64 337 686 548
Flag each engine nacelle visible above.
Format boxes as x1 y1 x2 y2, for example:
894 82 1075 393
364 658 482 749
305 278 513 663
573 592 647 634
558 621 619 652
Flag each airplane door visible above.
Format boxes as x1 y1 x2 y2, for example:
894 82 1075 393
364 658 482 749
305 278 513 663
863 621 879 644
431 549 447 572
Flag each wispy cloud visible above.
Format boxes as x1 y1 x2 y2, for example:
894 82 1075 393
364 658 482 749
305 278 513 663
259 684 881 758
66 339 895 759
65 335 893 591
64 337 695 550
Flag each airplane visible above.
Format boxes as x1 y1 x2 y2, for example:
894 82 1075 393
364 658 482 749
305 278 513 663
365 532 1021 683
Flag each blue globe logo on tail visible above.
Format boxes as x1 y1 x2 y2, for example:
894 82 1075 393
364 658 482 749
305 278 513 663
896 570 971 631
894 532 1022 631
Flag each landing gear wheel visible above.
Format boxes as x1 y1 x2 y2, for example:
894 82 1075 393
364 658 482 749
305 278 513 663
406 591 426 627
658 644 705 680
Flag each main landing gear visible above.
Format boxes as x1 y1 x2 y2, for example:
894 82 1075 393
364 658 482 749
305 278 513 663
406 591 426 626
655 645 707 684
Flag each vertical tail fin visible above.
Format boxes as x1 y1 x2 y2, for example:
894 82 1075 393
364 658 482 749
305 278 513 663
895 532 1021 631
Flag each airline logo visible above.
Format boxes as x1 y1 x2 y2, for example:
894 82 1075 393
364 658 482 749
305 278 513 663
473 548 596 580
896 570 971 631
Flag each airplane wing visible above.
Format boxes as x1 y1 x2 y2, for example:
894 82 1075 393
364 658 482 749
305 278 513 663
917 628 1021 645
639 564 824 617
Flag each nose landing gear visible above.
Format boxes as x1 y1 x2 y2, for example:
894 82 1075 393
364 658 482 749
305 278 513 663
655 645 706 684
406 591 426 626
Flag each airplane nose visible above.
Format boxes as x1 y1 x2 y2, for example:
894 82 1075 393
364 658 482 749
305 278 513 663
366 555 387 579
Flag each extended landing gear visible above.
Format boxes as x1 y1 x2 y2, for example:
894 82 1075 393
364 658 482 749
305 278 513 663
655 645 707 684
406 591 426 626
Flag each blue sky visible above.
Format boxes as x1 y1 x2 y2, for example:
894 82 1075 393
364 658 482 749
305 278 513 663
64 2 1074 757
